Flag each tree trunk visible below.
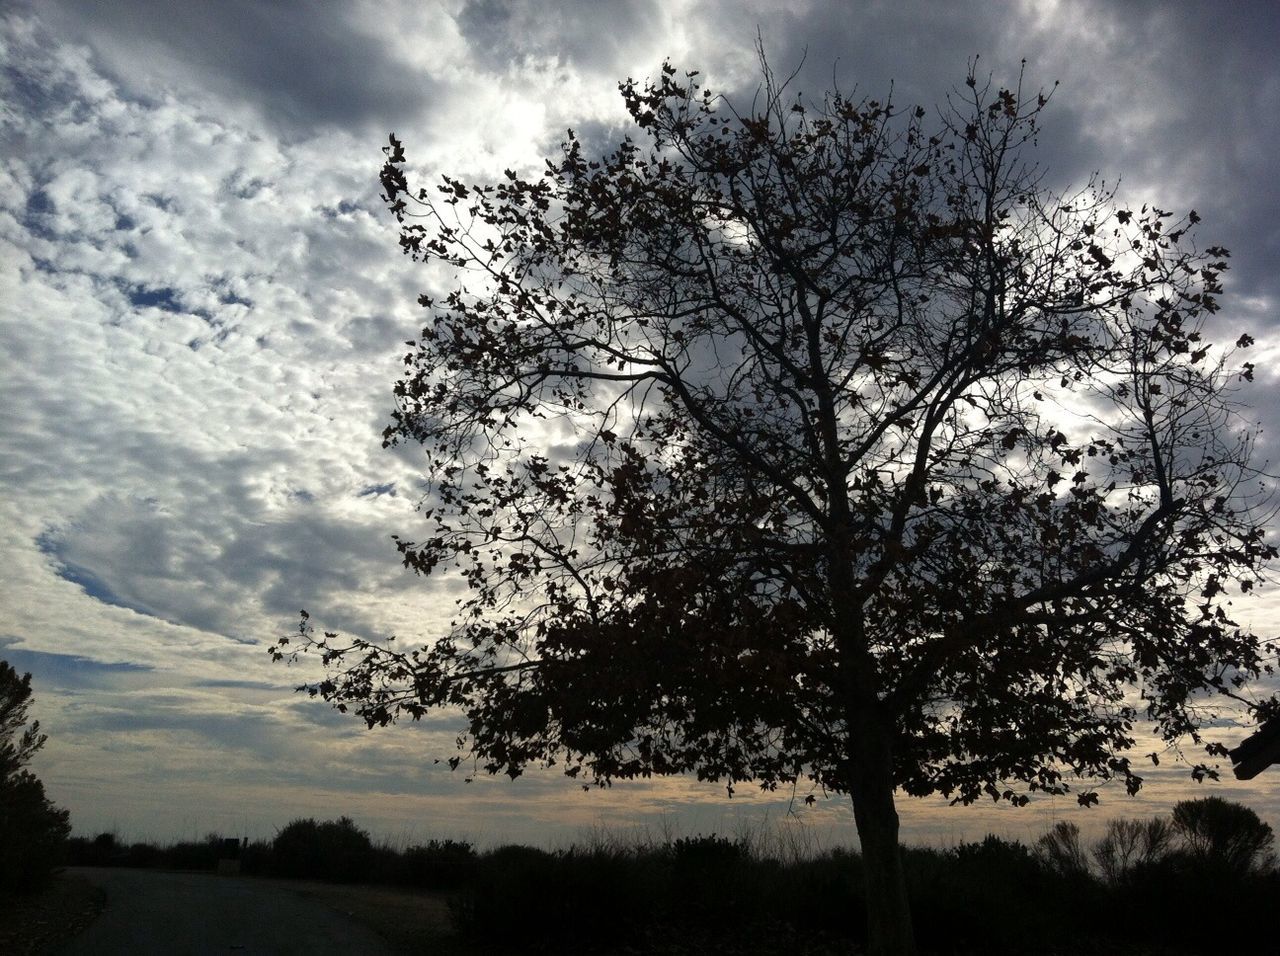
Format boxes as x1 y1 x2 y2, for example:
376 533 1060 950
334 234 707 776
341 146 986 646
814 394 916 953
847 718 917 956
829 591 916 954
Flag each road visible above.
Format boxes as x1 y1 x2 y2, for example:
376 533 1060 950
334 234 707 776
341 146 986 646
54 868 403 956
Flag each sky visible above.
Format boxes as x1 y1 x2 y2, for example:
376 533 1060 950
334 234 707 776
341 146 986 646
3 0 1280 849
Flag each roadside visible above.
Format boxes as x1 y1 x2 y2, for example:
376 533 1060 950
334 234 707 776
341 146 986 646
2 867 463 956
246 874 463 955
0 871 105 955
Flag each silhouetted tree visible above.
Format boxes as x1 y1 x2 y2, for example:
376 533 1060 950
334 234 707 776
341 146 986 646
1034 820 1091 878
0 661 71 892
1172 796 1275 875
276 56 1276 955
1092 815 1174 883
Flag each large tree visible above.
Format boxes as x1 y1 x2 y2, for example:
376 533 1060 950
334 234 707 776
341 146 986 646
277 59 1275 954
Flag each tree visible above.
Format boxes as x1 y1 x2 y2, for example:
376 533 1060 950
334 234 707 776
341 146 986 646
1172 796 1275 875
1091 815 1174 883
276 57 1276 954
1034 820 1090 879
0 661 71 892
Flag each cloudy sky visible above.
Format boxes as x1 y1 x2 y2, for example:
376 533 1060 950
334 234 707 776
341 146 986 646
3 0 1279 848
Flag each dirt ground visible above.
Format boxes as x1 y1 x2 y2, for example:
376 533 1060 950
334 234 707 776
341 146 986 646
0 872 105 955
256 875 462 954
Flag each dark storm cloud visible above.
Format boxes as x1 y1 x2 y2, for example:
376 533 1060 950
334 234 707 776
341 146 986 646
40 0 433 133
697 1 1102 204
733 0 1020 103
1074 0 1280 302
457 0 661 74
683 0 1280 303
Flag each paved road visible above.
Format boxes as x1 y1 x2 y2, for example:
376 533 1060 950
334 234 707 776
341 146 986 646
54 868 402 956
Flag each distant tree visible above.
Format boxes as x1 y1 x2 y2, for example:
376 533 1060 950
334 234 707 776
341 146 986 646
1034 821 1091 878
276 55 1276 954
0 661 71 892
1091 815 1174 883
1171 796 1275 875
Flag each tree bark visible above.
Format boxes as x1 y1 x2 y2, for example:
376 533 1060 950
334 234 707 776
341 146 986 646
847 723 917 956
826 554 917 954
827 549 916 954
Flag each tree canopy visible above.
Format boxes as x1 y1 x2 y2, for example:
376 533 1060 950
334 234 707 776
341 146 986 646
1172 795 1275 875
277 57 1276 954
1 661 72 892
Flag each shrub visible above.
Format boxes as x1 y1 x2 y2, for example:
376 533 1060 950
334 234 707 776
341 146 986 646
239 839 273 876
397 838 476 890
453 838 801 952
271 816 374 882
66 832 122 867
671 832 747 867
908 836 1077 952
667 834 760 927
164 834 223 871
450 845 562 945
124 841 163 869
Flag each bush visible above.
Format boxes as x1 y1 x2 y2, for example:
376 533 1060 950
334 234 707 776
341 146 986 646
666 833 759 925
450 845 562 946
271 816 374 882
779 847 862 937
455 836 850 952
909 835 1085 952
396 839 476 890
671 832 747 867
239 839 273 876
124 841 164 869
66 832 122 867
164 834 223 871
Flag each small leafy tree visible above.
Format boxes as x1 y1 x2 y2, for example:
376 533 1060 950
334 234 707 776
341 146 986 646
1172 796 1275 875
277 56 1276 954
0 661 71 892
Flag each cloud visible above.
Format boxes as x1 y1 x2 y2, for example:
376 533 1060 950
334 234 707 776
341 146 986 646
0 638 152 691
457 0 666 76
3 2 1279 847
37 0 439 136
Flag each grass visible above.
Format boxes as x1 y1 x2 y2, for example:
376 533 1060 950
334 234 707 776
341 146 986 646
251 876 462 955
